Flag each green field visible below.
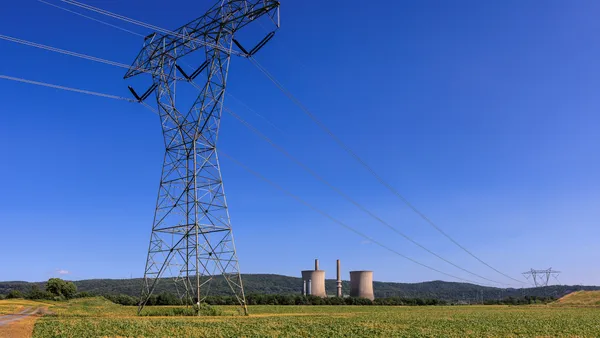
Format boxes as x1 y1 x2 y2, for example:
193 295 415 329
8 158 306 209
17 297 597 337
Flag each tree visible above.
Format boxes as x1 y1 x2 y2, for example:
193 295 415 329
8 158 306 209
62 281 77 299
6 290 23 299
46 278 77 299
156 292 181 305
27 285 52 300
75 291 93 298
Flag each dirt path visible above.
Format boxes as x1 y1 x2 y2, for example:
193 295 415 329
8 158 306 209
0 307 46 338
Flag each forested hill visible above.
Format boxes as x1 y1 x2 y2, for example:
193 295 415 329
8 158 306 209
1 274 598 302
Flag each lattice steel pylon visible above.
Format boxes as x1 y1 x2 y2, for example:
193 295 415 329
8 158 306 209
124 0 280 315
522 268 561 287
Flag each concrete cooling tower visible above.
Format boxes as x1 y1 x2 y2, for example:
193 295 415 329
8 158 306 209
301 259 326 297
349 270 374 300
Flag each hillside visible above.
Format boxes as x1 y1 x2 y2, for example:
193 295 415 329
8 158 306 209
1 274 599 302
556 291 600 306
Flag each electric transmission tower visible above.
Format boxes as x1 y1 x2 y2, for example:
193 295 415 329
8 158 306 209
125 0 280 314
522 268 561 287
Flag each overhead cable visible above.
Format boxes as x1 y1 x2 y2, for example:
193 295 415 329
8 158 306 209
39 0 146 38
249 57 527 285
0 74 135 102
224 107 510 286
220 151 494 287
226 92 286 136
0 34 131 69
0 33 156 76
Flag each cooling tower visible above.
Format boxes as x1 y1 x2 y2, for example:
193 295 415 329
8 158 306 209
301 259 326 297
349 271 374 300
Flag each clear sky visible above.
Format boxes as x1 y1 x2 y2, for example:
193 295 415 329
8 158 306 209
0 0 599 287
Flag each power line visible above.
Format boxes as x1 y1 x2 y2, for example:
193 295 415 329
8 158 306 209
224 107 511 286
249 57 527 285
0 33 185 81
39 0 146 38
143 78 507 285
0 74 135 102
0 33 150 74
227 92 286 136
220 151 494 287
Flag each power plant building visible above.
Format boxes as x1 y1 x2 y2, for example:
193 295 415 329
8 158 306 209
301 260 374 299
350 270 374 300
301 259 326 297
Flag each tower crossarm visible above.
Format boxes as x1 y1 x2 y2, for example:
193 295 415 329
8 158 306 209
524 269 562 274
124 0 280 79
522 268 561 287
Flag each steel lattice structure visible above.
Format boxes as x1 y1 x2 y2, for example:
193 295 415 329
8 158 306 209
522 268 561 287
125 0 279 314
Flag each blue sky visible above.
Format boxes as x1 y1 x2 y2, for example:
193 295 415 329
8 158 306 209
0 0 599 287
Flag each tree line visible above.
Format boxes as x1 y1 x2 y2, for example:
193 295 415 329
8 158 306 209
101 293 555 306
484 295 556 305
102 293 468 306
0 278 79 301
0 278 556 306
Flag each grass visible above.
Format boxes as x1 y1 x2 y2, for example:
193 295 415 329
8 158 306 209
23 297 600 337
555 291 600 307
42 297 131 317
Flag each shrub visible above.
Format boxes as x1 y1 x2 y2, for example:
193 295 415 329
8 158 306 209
327 297 345 305
104 294 138 306
195 302 223 316
344 297 373 305
74 291 94 298
294 295 309 305
138 303 223 317
139 307 197 317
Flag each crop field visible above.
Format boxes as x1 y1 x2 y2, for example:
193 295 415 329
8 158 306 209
1 297 589 337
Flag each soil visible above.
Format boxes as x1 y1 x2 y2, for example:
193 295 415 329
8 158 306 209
0 307 48 338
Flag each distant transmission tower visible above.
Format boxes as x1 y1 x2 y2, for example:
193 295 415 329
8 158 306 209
125 0 280 314
522 268 561 287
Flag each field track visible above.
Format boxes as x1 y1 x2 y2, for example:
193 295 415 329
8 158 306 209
0 305 46 338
